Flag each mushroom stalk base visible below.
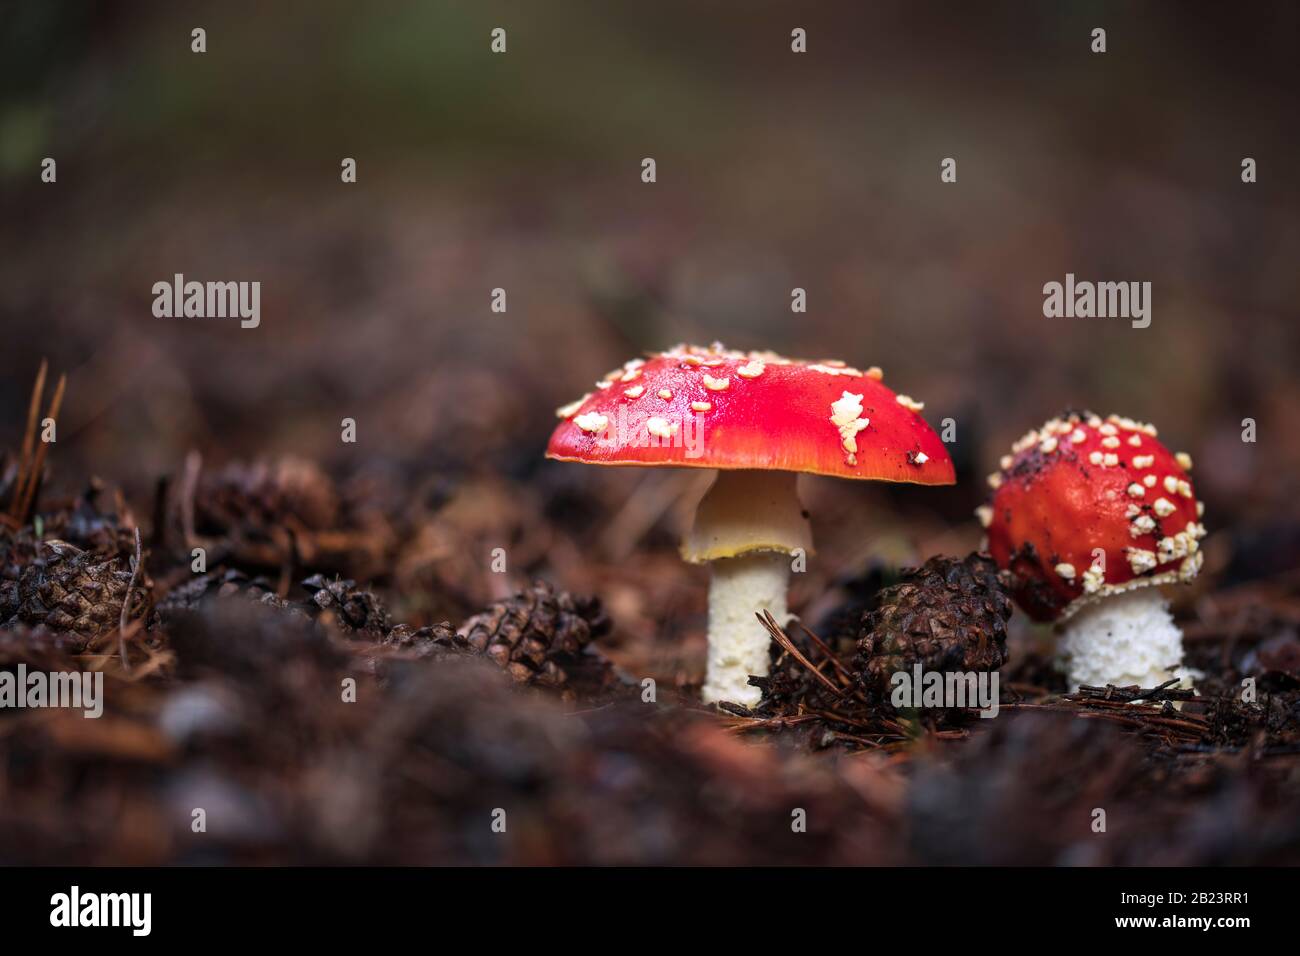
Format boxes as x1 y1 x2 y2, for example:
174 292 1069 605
701 552 790 706
1058 587 1190 692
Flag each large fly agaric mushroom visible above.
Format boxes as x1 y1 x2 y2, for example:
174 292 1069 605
547 343 954 705
980 411 1207 691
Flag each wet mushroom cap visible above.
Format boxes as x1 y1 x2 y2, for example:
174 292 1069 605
546 343 955 484
982 411 1206 622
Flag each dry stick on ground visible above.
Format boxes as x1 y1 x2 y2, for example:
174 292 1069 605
7 365 66 527
16 361 47 490
721 711 899 749
16 372 66 524
119 527 144 674
757 610 845 699
179 449 201 549
793 618 855 685
723 713 825 734
5 360 47 526
1072 679 1196 704
1069 696 1210 730
999 700 1208 745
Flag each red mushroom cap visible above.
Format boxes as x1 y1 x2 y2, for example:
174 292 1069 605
981 411 1206 622
546 343 955 484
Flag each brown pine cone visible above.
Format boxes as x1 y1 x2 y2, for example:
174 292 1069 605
0 535 35 620
854 553 1012 700
457 580 610 687
155 568 296 622
383 621 458 651
301 573 391 635
5 539 150 636
158 569 394 639
51 479 139 560
0 484 138 619
0 624 85 669
195 457 341 535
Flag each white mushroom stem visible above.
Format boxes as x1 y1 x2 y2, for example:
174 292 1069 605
703 553 791 705
683 470 812 706
1058 587 1190 692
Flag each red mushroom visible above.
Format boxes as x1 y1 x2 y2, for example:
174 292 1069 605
548 342 954 705
981 411 1206 690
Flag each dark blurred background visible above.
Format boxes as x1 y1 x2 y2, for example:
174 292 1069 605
2 1 1297 640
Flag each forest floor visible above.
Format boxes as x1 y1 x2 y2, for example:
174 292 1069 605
2 366 1298 866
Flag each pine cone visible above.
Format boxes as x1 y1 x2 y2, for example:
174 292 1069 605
0 624 84 670
0 533 36 621
6 539 150 635
855 553 1011 699
156 568 295 621
301 573 391 635
457 581 610 687
51 479 139 561
159 569 396 640
383 621 457 650
195 457 341 535
0 484 137 619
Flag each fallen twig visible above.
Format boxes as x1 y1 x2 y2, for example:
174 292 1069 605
757 610 844 698
119 527 144 673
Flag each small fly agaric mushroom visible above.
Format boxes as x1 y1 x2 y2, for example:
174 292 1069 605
980 411 1207 691
548 342 953 705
